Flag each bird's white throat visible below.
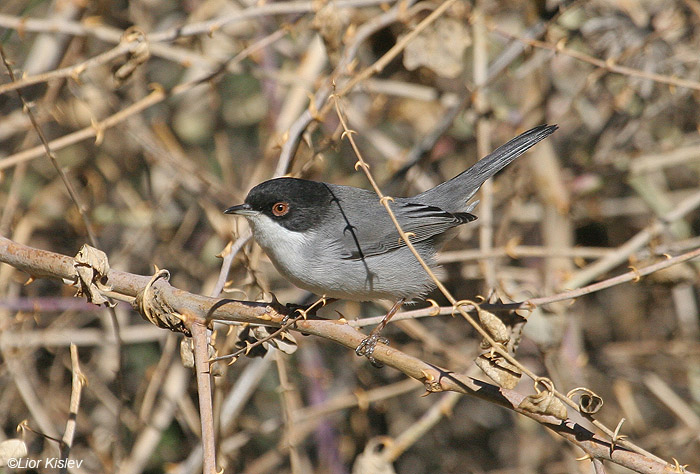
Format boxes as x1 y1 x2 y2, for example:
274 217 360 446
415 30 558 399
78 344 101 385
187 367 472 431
244 213 313 273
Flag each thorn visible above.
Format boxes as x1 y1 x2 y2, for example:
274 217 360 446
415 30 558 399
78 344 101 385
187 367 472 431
70 64 86 84
148 82 165 94
610 418 627 455
341 129 357 140
91 118 105 145
306 91 322 121
17 419 29 433
505 237 521 259
452 299 477 316
354 388 369 411
671 458 689 473
534 377 554 394
628 265 642 283
426 299 441 316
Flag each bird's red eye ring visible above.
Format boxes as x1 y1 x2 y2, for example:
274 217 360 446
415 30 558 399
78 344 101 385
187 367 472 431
272 201 289 217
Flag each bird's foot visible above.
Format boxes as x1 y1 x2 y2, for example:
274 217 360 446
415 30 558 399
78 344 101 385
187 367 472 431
355 334 390 368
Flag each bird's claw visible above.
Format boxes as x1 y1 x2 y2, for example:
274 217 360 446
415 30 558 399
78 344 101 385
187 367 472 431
355 334 389 367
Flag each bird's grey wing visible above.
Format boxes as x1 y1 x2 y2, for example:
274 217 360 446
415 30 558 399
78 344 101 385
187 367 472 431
336 200 475 260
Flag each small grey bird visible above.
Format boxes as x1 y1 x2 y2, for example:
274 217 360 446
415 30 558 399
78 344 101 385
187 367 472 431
225 125 557 362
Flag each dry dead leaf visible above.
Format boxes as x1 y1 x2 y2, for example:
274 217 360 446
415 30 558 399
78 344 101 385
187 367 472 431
477 307 510 344
475 353 522 389
73 244 114 306
518 391 568 420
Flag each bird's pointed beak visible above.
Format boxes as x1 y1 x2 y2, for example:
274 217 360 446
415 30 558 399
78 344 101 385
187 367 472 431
224 203 259 216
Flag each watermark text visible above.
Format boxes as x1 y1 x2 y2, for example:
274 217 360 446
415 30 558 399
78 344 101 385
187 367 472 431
6 457 84 469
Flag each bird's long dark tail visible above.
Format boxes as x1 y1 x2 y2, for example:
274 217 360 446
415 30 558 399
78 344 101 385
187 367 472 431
415 124 558 211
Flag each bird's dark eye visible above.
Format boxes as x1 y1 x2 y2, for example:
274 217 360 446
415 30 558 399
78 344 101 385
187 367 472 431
271 201 290 217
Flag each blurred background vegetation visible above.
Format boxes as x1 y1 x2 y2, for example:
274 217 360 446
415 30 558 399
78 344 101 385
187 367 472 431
1 0 700 472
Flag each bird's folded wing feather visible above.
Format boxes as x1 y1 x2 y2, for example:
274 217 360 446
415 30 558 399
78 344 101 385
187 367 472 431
337 201 475 260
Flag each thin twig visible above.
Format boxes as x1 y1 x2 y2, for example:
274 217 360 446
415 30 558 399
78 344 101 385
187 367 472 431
488 23 700 92
59 344 85 473
190 321 217 474
472 5 496 290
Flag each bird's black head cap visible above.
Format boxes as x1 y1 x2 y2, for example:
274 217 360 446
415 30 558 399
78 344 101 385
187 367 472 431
244 177 335 232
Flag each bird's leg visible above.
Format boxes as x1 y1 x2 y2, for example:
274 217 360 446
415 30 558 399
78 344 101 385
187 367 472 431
355 298 405 367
